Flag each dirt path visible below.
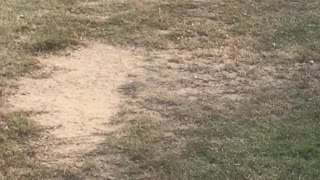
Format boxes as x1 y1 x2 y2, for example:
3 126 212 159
7 43 143 165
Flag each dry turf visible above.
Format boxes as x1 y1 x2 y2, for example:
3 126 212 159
0 0 320 179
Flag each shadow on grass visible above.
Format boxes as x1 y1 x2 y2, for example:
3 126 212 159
92 87 320 179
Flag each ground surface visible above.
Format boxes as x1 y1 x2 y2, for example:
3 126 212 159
0 0 319 180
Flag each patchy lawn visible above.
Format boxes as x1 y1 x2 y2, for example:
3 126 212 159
0 0 319 179
80 0 320 179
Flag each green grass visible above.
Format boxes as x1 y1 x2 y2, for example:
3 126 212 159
90 0 320 63
94 87 320 179
0 112 39 178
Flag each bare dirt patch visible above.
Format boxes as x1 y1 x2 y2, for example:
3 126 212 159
7 43 144 166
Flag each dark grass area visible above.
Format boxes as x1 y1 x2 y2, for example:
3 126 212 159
94 84 320 179
0 112 38 178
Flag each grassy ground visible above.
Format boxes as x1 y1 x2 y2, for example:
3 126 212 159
81 0 320 179
0 0 319 179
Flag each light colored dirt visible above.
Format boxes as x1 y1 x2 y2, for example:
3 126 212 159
7 43 143 165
